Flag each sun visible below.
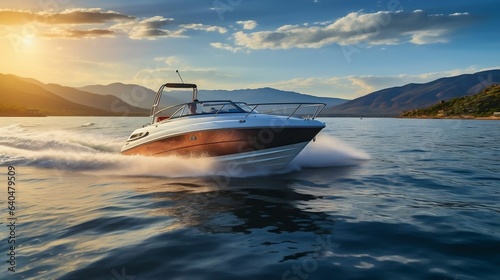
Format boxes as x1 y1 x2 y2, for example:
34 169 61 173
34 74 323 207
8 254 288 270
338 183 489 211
22 36 34 47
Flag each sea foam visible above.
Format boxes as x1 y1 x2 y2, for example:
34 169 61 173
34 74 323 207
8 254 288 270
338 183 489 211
0 124 369 178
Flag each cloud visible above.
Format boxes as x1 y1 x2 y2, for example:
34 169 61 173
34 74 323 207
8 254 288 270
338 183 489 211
0 8 134 25
0 8 133 39
216 10 472 50
210 42 245 53
47 8 135 24
266 77 369 98
136 15 173 30
409 29 449 44
0 8 227 40
180 23 227 34
0 10 31 25
40 28 116 39
236 20 257 30
154 56 184 66
264 66 497 99
133 63 235 91
118 20 229 39
111 16 184 39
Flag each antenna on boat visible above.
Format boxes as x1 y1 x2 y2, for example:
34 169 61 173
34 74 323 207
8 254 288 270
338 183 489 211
176 70 184 84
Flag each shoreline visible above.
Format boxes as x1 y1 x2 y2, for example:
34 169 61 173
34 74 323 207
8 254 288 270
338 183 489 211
400 115 500 120
1 114 499 120
0 114 148 117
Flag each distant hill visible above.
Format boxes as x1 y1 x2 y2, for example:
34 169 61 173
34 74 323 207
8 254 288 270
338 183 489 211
401 84 500 118
0 74 114 116
1 74 347 116
7 70 498 118
197 88 347 109
39 83 148 115
78 83 165 109
79 84 348 110
323 70 500 117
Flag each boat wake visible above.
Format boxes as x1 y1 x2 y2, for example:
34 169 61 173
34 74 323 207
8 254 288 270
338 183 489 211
291 134 371 168
0 124 369 178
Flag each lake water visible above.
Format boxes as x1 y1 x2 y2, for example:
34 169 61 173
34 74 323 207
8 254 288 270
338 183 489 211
0 117 499 280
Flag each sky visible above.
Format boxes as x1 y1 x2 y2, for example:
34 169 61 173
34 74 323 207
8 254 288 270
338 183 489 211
1 0 499 99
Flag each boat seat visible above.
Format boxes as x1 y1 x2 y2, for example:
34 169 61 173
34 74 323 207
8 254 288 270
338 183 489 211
156 116 169 122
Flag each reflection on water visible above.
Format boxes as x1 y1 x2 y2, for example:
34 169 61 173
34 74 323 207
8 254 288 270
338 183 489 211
140 176 337 235
2 117 499 280
50 171 347 280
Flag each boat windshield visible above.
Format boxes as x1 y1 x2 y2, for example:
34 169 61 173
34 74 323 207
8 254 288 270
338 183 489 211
164 100 246 120
152 99 325 124
201 101 245 114
235 102 259 113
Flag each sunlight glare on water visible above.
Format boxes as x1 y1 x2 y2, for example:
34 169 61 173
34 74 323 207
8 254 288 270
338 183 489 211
0 117 498 280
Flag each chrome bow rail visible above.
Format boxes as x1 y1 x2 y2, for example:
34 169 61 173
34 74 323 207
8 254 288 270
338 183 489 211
244 102 326 120
150 100 325 124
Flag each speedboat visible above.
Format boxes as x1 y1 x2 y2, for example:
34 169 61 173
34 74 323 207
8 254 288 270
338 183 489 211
121 83 326 170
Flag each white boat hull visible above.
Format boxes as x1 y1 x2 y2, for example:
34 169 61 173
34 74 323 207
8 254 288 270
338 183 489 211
121 88 327 171
215 142 309 171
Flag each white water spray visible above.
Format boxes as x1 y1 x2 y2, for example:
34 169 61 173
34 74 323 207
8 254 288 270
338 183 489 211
0 125 369 178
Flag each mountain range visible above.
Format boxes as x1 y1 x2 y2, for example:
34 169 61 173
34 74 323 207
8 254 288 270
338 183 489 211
1 74 149 116
1 70 499 117
0 74 347 116
401 84 500 118
78 83 161 109
323 70 500 116
78 84 347 109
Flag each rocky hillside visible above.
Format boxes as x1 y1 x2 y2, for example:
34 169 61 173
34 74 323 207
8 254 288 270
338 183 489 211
401 84 500 118
323 70 500 117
